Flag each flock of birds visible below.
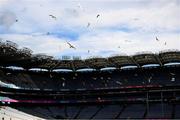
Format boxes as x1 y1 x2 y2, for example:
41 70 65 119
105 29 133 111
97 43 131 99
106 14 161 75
47 12 101 52
156 36 167 46
47 11 168 52
4 3 168 55
48 13 100 28
26 7 101 52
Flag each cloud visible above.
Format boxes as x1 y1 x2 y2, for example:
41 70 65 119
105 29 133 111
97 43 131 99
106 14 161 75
1 0 179 33
53 29 179 59
0 0 179 59
0 0 8 6
0 10 17 31
0 33 70 57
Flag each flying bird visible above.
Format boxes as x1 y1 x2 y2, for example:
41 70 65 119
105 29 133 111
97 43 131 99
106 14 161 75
96 14 100 18
67 41 76 49
46 32 50 35
156 36 159 41
88 50 90 53
164 42 167 45
15 19 18 22
49 15 57 20
87 22 90 28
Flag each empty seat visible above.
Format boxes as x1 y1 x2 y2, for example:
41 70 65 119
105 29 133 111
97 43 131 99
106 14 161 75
175 104 180 118
146 103 172 119
93 105 122 119
66 106 80 118
78 106 100 119
119 104 145 119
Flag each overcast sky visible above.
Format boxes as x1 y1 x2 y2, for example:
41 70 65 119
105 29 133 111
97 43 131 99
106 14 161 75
0 0 179 59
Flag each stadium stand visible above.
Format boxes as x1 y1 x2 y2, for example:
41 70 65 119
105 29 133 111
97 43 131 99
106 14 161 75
0 41 180 119
0 106 44 120
0 66 179 90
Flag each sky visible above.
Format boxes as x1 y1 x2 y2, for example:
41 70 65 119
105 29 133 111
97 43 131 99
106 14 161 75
0 0 179 59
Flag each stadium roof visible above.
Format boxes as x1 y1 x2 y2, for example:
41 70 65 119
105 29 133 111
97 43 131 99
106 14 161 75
1 41 180 71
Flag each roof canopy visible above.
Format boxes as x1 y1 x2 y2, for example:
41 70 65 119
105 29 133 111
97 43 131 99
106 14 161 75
1 40 180 70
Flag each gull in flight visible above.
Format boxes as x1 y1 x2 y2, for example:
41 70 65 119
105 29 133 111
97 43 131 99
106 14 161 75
164 42 167 45
87 22 90 28
67 41 76 49
49 15 57 20
156 36 159 41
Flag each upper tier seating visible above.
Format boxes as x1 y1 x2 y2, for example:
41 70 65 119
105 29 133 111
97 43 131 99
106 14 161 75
0 66 179 90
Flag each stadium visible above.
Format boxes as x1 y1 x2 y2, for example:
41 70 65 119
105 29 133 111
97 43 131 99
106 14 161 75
0 40 180 119
0 0 180 119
